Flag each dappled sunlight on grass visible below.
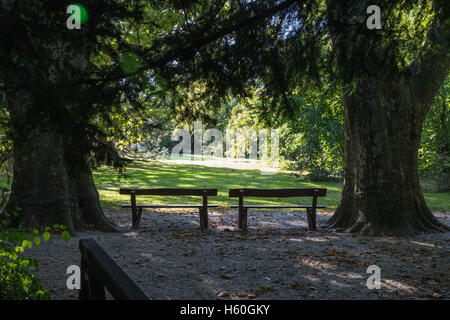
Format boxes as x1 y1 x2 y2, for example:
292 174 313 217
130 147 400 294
90 159 449 212
93 160 343 210
0 171 9 187
422 192 450 212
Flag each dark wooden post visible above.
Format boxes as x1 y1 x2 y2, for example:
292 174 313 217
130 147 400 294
238 190 244 229
199 208 205 231
310 189 318 231
202 190 208 230
130 190 137 229
79 256 106 300
306 208 314 231
79 256 89 300
79 238 150 300
242 208 248 231
135 207 143 229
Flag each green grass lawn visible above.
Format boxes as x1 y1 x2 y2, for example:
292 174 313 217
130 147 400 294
92 160 450 212
0 172 7 188
0 160 448 212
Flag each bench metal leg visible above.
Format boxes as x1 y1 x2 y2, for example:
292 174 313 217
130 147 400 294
242 208 248 232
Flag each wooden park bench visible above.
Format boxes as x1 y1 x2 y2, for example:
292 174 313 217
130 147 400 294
119 188 218 230
229 188 327 231
79 238 149 300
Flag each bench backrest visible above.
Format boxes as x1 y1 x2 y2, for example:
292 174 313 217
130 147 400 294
79 238 149 300
120 188 217 196
228 188 327 198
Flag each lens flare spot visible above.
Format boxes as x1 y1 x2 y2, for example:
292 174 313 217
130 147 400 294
71 3 89 24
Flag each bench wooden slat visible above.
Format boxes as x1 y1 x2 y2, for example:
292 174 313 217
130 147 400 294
120 188 217 196
229 205 326 209
79 238 149 300
122 204 219 208
120 188 218 230
229 188 327 232
228 188 327 197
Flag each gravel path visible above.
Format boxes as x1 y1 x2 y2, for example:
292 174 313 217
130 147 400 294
28 209 449 300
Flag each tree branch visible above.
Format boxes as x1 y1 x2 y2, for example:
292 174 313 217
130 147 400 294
408 3 450 107
86 0 301 84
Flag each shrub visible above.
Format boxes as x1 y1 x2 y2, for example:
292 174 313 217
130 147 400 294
0 216 70 300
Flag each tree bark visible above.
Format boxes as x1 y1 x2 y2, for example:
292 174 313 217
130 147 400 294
325 0 450 236
3 91 120 234
436 83 449 192
0 2 125 233
326 77 449 236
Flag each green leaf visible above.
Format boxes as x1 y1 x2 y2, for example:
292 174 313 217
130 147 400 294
43 232 50 242
17 231 25 242
62 231 70 243
20 259 31 267
22 240 32 249
9 251 18 260
34 236 41 246
7 232 17 242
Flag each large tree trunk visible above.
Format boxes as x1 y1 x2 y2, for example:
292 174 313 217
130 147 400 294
0 2 122 234
326 78 449 236
3 91 119 234
324 0 450 236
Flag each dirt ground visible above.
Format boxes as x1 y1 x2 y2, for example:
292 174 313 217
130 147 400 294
28 209 449 300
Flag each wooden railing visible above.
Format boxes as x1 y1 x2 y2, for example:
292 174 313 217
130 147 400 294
78 238 150 300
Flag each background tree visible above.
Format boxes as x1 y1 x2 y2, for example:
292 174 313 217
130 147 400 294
419 75 449 192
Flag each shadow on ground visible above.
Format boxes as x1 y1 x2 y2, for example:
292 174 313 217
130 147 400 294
29 209 449 300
